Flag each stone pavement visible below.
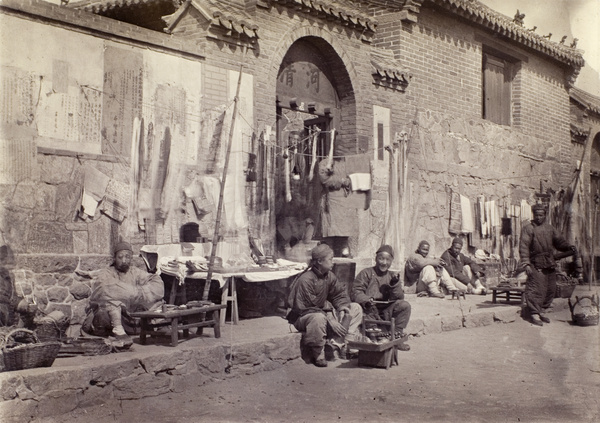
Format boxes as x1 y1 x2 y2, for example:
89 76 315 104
1 286 593 422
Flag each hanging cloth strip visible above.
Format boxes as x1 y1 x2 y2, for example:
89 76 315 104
308 126 320 182
284 146 292 202
448 190 462 234
460 194 474 233
325 128 335 172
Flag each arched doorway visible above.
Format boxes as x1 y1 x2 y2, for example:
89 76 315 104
274 37 357 259
591 132 600 282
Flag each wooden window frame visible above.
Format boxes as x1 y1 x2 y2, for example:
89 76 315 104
482 51 515 126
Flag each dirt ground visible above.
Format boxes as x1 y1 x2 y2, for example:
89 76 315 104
40 308 600 423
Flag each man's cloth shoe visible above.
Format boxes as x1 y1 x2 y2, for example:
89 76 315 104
324 343 337 361
531 315 543 326
539 315 551 323
430 292 445 298
313 357 328 367
397 343 410 351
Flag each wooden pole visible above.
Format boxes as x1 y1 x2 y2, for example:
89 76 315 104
202 58 245 302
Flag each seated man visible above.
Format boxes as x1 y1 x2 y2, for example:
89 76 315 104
287 244 364 367
83 242 164 344
352 245 411 351
441 237 488 295
404 240 461 298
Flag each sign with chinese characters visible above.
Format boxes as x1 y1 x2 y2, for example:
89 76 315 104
276 60 337 114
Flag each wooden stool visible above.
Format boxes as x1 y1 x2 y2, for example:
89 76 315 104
131 304 226 347
491 286 525 304
451 291 466 300
347 318 406 369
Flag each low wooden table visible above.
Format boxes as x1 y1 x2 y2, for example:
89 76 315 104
491 286 525 304
131 304 226 347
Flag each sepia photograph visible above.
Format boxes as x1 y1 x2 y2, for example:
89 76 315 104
0 0 598 422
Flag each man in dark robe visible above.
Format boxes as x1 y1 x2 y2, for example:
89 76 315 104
519 204 574 326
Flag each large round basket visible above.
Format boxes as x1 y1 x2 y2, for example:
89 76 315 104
568 294 599 327
0 328 61 372
572 313 600 327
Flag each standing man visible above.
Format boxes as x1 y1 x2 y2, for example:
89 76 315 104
404 240 460 298
83 242 164 343
352 245 411 350
519 204 575 326
287 244 363 367
441 237 488 295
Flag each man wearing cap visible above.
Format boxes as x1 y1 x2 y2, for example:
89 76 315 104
83 242 164 342
519 204 575 326
287 243 364 367
404 240 460 298
441 237 487 295
352 245 411 350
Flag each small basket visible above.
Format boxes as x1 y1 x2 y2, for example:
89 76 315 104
555 273 577 299
569 294 599 327
33 311 70 342
0 328 61 372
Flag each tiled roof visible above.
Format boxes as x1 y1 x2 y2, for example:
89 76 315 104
571 87 600 116
201 0 259 38
69 0 178 14
431 0 584 68
268 0 377 32
371 48 411 91
371 49 411 81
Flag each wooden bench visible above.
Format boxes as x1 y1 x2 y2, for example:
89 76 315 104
491 286 525 304
130 304 226 347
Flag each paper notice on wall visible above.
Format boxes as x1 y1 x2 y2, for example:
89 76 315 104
81 189 99 217
101 46 143 157
0 138 36 183
0 66 36 126
101 179 130 222
84 165 110 201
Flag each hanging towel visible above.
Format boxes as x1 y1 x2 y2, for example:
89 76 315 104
345 153 371 191
489 200 499 227
520 199 532 222
460 194 474 233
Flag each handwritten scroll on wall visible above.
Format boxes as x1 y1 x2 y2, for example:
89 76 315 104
101 46 143 157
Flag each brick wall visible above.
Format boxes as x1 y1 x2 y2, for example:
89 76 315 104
0 0 586 323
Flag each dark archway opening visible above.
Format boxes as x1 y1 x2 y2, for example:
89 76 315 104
274 37 357 260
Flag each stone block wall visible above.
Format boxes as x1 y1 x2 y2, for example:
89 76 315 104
0 0 586 316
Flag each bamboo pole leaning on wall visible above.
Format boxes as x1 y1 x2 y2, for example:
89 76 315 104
203 56 246 302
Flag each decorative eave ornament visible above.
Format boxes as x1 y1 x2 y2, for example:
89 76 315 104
265 0 378 38
371 50 411 92
570 123 590 145
162 0 259 43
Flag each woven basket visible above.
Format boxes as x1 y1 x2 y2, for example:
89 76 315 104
34 312 70 342
555 273 577 299
0 328 61 372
